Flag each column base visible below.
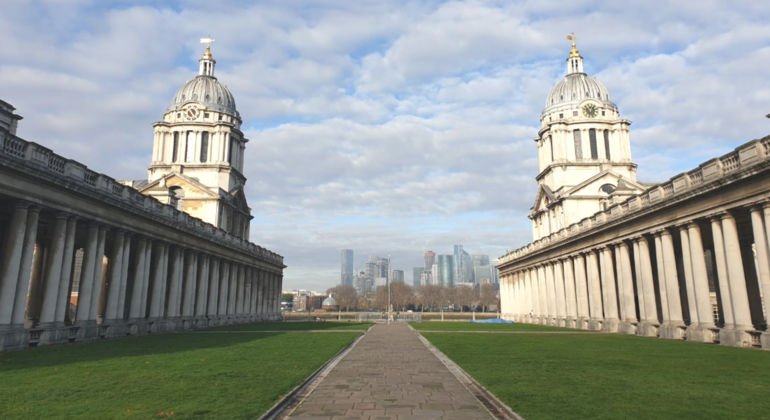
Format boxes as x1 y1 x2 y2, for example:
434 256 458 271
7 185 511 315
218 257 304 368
618 321 638 335
588 319 603 331
565 317 577 329
636 321 660 337
576 318 590 330
194 317 208 328
206 316 219 327
126 320 149 335
165 317 182 331
148 319 167 333
0 325 30 351
719 327 754 347
180 317 195 330
601 319 620 333
104 321 126 338
762 332 770 350
685 324 717 343
38 322 70 345
75 320 100 341
659 323 686 340
556 317 567 327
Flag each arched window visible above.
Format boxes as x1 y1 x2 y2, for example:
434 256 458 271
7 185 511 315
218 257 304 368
589 129 598 159
603 130 611 159
200 132 209 163
573 130 583 160
172 132 179 162
227 135 235 163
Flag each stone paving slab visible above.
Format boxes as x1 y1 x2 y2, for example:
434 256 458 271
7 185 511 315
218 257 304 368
286 323 494 420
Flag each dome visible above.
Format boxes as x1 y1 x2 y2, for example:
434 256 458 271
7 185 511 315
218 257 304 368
167 75 239 118
543 73 617 115
322 297 337 307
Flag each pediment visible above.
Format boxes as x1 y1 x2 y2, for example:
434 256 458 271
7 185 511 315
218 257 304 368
139 172 218 198
531 184 557 214
562 170 645 197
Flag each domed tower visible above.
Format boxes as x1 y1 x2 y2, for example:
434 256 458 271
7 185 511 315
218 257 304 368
141 42 252 239
530 36 644 241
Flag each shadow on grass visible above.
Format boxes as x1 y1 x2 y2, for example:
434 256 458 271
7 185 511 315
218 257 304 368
206 321 372 332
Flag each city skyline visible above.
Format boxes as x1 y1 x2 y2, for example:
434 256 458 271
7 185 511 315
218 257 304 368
2 2 769 291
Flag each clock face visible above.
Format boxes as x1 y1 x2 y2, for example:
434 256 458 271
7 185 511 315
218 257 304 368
582 103 598 118
184 106 200 120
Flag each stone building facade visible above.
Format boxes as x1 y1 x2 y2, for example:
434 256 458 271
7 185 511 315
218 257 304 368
499 42 770 350
0 46 284 352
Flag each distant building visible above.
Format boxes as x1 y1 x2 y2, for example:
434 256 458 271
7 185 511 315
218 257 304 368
341 249 354 287
392 270 404 283
472 254 490 267
474 265 494 284
437 255 455 287
453 245 474 284
424 251 436 272
413 267 424 288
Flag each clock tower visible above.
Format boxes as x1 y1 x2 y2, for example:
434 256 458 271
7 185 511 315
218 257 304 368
530 36 644 241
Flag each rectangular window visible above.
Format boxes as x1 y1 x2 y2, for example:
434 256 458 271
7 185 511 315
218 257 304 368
559 113 564 119
549 136 554 162
573 130 583 160
604 129 611 160
200 132 209 163
172 132 179 162
573 110 578 117
589 128 598 159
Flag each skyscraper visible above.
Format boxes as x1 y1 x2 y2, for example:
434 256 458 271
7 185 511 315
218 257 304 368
424 251 435 272
413 267 424 288
392 270 404 282
341 249 354 287
437 255 455 287
453 245 474 284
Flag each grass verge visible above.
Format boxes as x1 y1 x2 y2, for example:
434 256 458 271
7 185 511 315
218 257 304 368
422 332 770 420
410 321 587 332
0 331 360 419
207 321 371 332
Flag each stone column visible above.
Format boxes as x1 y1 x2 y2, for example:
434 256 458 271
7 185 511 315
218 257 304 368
127 236 148 323
599 246 619 332
74 223 99 328
217 261 230 321
660 229 685 339
87 226 108 324
115 233 132 326
103 230 126 325
678 225 700 335
165 246 184 327
0 204 39 351
227 264 238 317
563 258 578 328
206 257 220 323
635 236 660 336
653 232 671 326
236 264 246 319
148 243 167 321
713 213 754 347
529 268 540 323
574 254 590 329
553 260 567 326
750 205 770 349
687 223 716 330
254 269 263 319
181 250 198 326
618 242 638 334
249 269 258 317
544 263 556 325
139 240 153 322
586 250 603 331
0 203 31 326
38 214 70 330
195 254 210 326
537 265 548 324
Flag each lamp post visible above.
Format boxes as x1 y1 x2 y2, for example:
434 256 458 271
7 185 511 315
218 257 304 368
387 255 392 325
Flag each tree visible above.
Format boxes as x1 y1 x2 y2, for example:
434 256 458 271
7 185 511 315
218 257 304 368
372 286 389 311
282 293 294 303
453 285 474 312
418 284 442 312
327 285 359 311
479 283 498 313
390 282 414 311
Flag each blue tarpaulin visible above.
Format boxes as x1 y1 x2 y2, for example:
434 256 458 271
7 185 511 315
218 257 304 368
469 318 514 324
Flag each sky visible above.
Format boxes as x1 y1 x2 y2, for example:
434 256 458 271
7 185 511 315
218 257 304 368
2 0 770 291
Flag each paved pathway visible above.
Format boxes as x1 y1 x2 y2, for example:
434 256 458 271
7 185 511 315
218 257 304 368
287 322 494 420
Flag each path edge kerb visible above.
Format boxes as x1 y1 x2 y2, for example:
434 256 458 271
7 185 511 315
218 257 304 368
409 324 526 420
258 324 374 420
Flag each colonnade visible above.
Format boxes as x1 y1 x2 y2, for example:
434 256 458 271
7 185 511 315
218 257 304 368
501 205 770 349
0 200 283 351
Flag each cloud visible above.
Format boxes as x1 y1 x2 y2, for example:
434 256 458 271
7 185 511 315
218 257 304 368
2 0 770 290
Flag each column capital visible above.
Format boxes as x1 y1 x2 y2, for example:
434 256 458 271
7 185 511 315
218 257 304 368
54 212 69 220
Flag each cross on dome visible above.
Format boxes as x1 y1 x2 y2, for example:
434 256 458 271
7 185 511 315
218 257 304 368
566 32 583 74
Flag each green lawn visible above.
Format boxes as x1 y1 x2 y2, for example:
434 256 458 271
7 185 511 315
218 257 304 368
0 332 360 419
411 321 588 332
207 321 371 332
422 332 770 420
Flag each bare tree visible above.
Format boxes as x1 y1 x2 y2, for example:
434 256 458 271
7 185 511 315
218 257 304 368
418 284 442 312
336 286 359 311
390 282 414 311
479 283 498 313
453 286 474 312
372 286 389 311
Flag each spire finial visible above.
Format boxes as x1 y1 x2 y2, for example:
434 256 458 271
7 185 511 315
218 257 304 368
200 35 215 58
566 33 579 57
